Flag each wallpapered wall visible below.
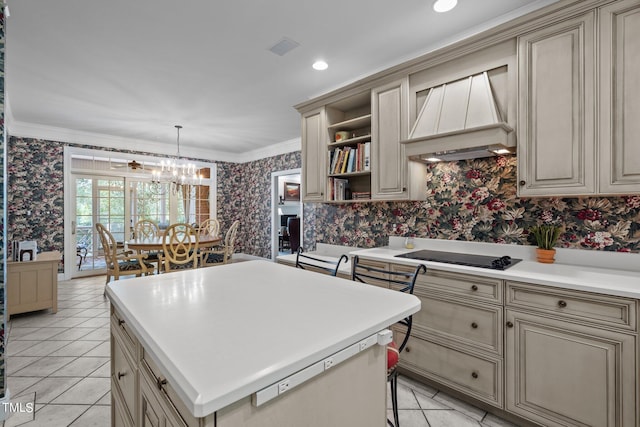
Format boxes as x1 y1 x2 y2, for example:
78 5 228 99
6 139 640 265
1 8 6 400
217 152 301 258
312 155 640 252
5 137 302 260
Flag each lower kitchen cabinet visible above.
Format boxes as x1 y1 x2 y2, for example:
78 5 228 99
505 281 637 427
505 309 636 427
363 259 639 427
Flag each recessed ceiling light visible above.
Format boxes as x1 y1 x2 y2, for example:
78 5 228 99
433 0 457 13
312 60 328 71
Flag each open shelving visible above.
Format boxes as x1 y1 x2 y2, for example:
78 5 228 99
325 92 372 202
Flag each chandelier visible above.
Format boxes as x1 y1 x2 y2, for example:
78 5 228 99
151 125 202 194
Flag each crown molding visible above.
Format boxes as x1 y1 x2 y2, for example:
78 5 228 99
7 120 300 163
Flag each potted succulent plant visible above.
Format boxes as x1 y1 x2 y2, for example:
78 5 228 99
529 225 562 263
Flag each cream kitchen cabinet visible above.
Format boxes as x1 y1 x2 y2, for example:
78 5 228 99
517 11 597 196
301 107 327 202
111 309 139 427
298 82 426 203
598 0 640 194
371 79 427 201
518 0 640 197
394 266 505 407
505 281 637 427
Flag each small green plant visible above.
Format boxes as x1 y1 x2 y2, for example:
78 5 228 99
529 225 562 250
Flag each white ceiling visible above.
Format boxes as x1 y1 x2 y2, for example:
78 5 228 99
5 0 559 162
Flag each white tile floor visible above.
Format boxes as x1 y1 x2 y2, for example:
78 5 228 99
5 275 520 427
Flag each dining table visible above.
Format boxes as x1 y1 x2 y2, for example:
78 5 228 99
127 234 222 252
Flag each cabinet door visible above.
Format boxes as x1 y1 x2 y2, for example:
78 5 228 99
505 310 636 427
599 0 640 194
371 79 407 199
517 12 596 196
301 107 326 202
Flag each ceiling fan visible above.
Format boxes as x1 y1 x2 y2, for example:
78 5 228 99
111 160 149 171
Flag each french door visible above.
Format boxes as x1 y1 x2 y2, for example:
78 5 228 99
72 175 126 277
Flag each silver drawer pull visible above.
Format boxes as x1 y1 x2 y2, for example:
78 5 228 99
471 322 478 329
471 285 478 291
471 372 478 379
558 300 567 308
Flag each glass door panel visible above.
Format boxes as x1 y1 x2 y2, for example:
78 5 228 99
73 175 125 276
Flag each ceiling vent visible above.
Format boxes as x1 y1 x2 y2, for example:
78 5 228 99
402 70 514 162
268 37 300 56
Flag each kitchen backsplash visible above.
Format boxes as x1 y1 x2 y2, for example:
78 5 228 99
311 155 640 252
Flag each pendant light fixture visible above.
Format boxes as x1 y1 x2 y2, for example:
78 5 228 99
151 125 202 194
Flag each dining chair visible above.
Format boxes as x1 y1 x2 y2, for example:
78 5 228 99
96 223 154 295
158 223 200 272
200 220 239 266
133 219 161 273
294 247 348 277
351 255 427 427
199 218 220 238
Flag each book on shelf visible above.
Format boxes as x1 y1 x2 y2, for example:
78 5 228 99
329 142 370 175
328 177 350 201
351 191 371 200
363 142 371 171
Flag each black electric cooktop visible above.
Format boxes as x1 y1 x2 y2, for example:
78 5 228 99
395 249 521 271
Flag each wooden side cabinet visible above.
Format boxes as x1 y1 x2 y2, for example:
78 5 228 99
7 251 60 317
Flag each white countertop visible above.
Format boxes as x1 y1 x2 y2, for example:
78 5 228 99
106 260 420 417
351 239 640 299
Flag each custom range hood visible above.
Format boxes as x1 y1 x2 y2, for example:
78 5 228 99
402 71 514 163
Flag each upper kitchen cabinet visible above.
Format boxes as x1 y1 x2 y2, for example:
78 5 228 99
371 78 427 201
298 85 426 203
301 107 327 202
517 12 597 197
598 0 640 194
518 0 640 197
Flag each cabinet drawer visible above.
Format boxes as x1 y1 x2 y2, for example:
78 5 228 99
141 350 198 427
140 365 189 427
392 265 503 304
112 332 136 421
412 293 502 355
111 308 139 358
506 281 637 331
399 334 503 408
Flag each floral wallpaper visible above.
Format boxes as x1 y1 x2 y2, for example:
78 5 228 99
0 8 5 400
7 141 65 254
5 136 304 261
217 152 302 258
312 155 640 252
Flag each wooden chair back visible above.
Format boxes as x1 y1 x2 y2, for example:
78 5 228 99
200 220 240 266
160 223 199 272
96 223 151 292
199 218 220 238
134 219 159 240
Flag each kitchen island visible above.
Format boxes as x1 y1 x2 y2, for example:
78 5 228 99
106 260 420 427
